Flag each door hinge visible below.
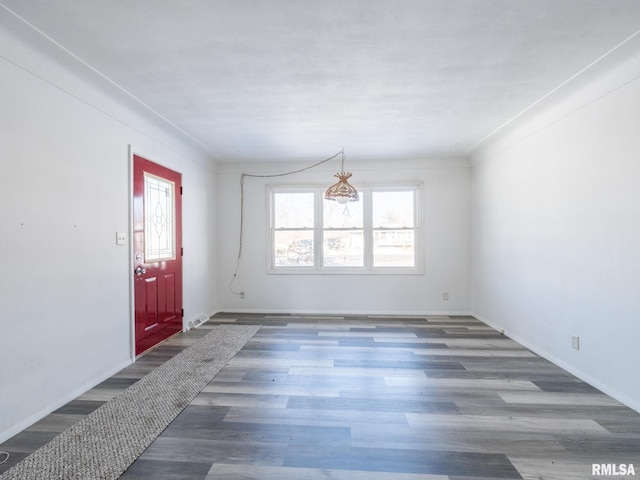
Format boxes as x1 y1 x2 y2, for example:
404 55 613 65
181 247 184 256
180 186 183 195
181 308 184 317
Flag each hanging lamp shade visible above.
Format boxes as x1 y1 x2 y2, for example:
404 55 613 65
324 149 359 204
324 171 359 204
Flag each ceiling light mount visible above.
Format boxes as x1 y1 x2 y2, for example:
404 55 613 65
324 149 359 204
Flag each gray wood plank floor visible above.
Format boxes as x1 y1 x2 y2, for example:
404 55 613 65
2 313 639 479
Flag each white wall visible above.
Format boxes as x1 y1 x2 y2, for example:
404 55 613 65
0 21 217 442
216 158 471 315
470 56 640 411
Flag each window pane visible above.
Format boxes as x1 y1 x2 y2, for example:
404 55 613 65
372 191 414 228
274 231 314 266
373 230 415 267
323 231 364 267
323 197 363 228
274 192 314 228
144 172 175 262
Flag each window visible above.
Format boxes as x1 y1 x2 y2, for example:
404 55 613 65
270 184 420 272
144 172 176 262
323 195 364 267
273 192 315 267
372 190 415 267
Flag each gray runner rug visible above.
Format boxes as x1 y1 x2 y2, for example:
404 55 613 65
0 324 260 480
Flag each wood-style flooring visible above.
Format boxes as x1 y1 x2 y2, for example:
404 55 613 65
2 313 640 479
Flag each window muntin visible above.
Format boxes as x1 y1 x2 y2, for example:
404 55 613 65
270 185 419 272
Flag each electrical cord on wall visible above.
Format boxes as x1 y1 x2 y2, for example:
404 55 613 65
0 451 9 465
228 149 344 296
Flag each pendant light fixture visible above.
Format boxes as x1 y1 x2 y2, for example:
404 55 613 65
324 149 359 204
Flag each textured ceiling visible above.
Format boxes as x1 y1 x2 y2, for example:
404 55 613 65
3 0 640 162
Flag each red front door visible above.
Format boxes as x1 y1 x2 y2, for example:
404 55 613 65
133 154 183 356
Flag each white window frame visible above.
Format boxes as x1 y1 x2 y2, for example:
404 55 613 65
268 182 422 274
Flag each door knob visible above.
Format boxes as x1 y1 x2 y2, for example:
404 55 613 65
135 266 147 276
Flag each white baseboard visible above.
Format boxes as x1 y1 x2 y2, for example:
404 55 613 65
472 311 640 415
211 308 474 317
0 358 133 444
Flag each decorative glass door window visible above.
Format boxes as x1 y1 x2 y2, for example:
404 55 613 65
144 172 176 262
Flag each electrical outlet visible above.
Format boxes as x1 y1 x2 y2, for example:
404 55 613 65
571 335 580 350
116 232 127 245
240 292 245 299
